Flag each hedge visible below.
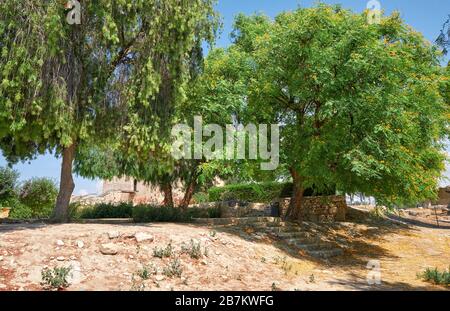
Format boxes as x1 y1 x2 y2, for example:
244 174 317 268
208 182 336 203
208 182 293 203
132 205 220 223
73 203 220 222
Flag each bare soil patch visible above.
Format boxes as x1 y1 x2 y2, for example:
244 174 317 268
0 219 448 291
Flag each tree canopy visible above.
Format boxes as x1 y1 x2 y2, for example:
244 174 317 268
211 5 449 216
0 0 219 221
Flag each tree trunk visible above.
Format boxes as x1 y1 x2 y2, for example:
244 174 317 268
285 168 304 221
52 144 76 223
180 179 196 210
162 183 174 207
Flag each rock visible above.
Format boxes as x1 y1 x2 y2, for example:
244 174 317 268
128 255 134 259
56 256 65 261
76 241 84 248
70 256 77 260
155 275 165 282
201 259 208 265
99 243 118 255
108 231 120 239
134 232 154 243
56 240 65 246
0 256 3 261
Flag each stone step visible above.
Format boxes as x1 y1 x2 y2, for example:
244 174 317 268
193 217 281 226
307 248 344 259
274 231 312 239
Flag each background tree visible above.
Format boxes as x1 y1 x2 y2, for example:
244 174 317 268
0 0 219 222
19 178 58 218
217 5 449 219
0 166 19 207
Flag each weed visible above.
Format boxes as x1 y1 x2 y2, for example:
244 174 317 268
163 258 183 278
209 230 217 238
130 274 146 291
181 239 203 259
309 274 315 283
136 264 157 280
153 242 174 258
41 266 72 290
418 267 450 286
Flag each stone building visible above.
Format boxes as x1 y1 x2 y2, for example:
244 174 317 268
102 177 185 206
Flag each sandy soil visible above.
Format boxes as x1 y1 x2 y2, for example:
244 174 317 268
0 220 449 291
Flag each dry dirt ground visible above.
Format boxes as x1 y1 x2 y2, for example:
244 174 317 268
0 217 449 291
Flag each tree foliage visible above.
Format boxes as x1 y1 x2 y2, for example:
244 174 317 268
212 5 449 213
0 0 219 221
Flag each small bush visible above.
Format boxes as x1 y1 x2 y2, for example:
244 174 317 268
0 166 19 208
132 205 219 223
78 202 133 219
19 178 58 218
192 192 209 204
181 239 202 259
153 242 174 258
41 266 72 290
136 264 156 280
163 258 183 278
8 202 33 219
419 267 450 286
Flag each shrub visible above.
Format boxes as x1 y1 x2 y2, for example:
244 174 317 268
192 192 209 204
163 258 183 278
132 205 219 223
8 202 33 219
419 267 450 286
41 266 72 290
153 242 174 258
181 239 206 259
208 182 336 203
19 178 58 218
208 182 293 203
77 202 133 219
0 166 19 207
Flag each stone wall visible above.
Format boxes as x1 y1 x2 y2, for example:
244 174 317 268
276 195 347 222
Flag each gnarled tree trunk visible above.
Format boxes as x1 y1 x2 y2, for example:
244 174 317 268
52 144 76 223
162 183 174 207
285 168 304 221
180 179 196 210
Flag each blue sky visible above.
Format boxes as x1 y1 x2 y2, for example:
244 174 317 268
1 0 449 195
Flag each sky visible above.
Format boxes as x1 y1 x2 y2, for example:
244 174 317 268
0 0 449 195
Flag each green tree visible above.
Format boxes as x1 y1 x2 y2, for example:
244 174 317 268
217 5 449 218
19 178 58 218
0 166 19 207
0 0 219 222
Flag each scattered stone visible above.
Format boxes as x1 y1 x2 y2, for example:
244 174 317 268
123 233 136 239
77 241 84 248
201 259 208 266
49 256 55 260
108 231 120 239
70 256 77 260
215 251 221 256
56 240 65 246
128 255 134 259
0 284 6 289
0 256 3 261
99 243 119 255
134 232 154 243
155 275 165 282
56 256 65 261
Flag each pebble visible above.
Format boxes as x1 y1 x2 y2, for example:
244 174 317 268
77 241 84 249
108 231 120 239
56 240 65 246
155 275 165 282
56 256 65 261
